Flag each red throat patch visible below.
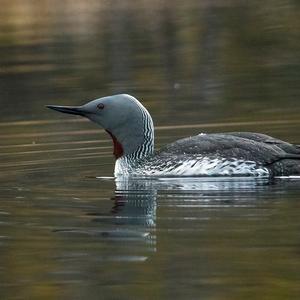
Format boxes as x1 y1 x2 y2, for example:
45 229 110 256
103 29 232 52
105 130 124 159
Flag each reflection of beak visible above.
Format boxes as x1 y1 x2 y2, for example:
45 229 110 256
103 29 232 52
46 105 86 116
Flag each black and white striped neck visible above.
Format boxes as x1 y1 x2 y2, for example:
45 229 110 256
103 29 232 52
113 96 155 176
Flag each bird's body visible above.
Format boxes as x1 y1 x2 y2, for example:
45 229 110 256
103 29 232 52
47 94 300 177
115 132 300 177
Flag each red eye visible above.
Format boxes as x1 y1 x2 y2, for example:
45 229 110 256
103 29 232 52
97 103 105 110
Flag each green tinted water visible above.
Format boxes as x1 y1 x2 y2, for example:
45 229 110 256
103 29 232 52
0 1 300 299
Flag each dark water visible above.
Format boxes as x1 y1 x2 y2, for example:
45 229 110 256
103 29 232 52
1 1 300 299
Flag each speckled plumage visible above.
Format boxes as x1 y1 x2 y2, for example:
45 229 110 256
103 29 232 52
115 132 300 177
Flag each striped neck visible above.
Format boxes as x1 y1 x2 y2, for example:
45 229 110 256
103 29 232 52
114 130 154 176
112 96 154 175
128 105 154 160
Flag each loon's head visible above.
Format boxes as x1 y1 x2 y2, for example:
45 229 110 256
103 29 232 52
47 94 154 159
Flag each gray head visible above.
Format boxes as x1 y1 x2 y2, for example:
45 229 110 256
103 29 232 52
47 94 154 159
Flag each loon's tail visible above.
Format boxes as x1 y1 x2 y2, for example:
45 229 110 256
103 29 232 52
269 155 300 176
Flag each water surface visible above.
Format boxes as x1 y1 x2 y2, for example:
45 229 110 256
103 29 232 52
0 1 300 299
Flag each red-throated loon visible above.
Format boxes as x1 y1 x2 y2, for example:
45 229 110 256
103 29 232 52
47 94 300 177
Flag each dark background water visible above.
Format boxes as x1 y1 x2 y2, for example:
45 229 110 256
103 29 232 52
0 1 300 299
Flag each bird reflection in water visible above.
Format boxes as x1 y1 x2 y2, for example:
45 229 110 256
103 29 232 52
90 178 158 261
53 176 284 267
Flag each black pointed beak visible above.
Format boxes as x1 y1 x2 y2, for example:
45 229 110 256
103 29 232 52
46 105 86 116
